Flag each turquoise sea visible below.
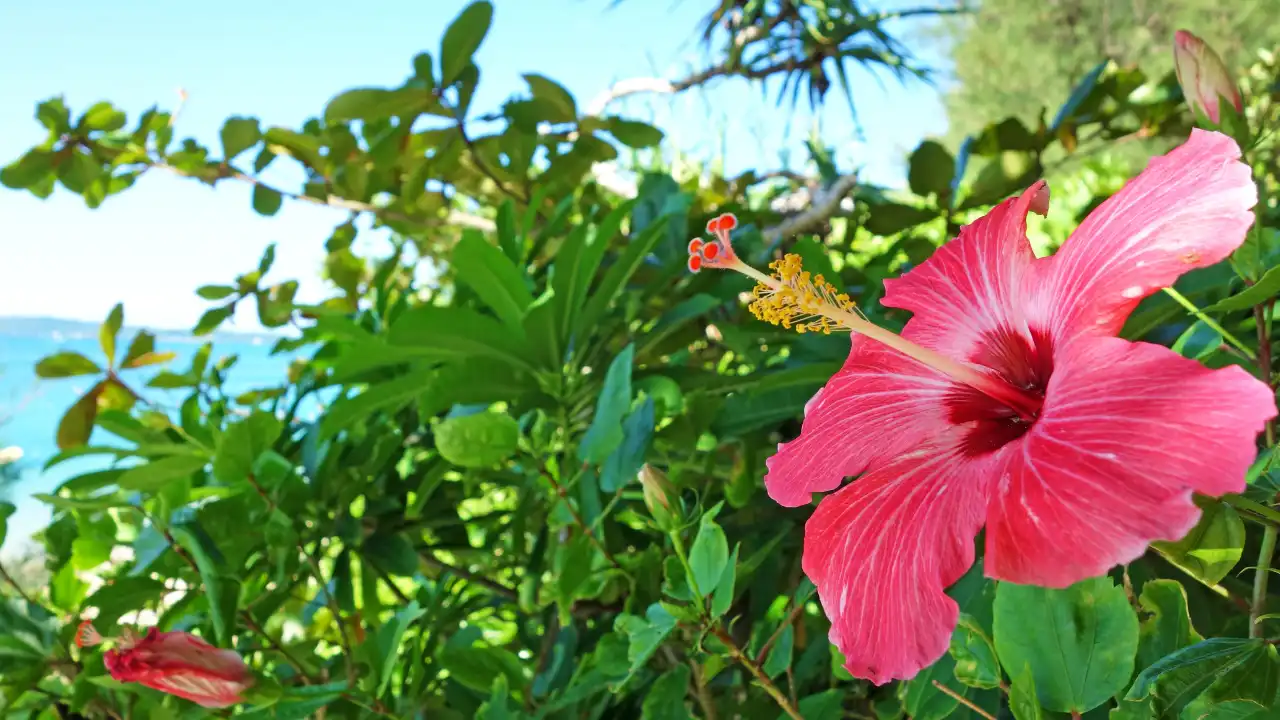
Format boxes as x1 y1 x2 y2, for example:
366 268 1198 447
0 318 295 555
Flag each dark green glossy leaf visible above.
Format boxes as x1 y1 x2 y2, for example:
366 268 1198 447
907 140 956 199
604 117 664 148
1204 265 1280 312
252 184 283 216
578 344 635 464
863 202 939 235
642 665 692 720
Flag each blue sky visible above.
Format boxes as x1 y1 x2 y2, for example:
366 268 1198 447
0 0 951 331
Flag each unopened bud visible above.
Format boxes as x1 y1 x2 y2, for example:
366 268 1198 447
1173 30 1243 125
639 464 679 530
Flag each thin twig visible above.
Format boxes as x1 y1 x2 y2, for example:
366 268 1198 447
755 600 807 665
0 560 38 606
246 473 356 686
133 506 316 683
931 680 996 720
713 627 803 720
542 472 621 569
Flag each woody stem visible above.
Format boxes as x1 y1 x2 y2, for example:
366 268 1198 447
735 263 1043 420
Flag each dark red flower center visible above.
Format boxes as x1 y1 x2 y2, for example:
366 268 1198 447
947 326 1054 456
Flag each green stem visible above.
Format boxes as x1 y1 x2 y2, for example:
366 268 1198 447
1252 526 1276 638
669 530 704 602
1219 493 1280 528
1162 287 1257 359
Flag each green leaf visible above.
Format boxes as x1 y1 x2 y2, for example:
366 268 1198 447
78 102 126 132
170 523 234 645
762 623 794 678
791 691 844 720
1126 638 1275 720
523 74 577 123
1008 663 1044 720
555 534 595 607
212 410 282 483
1136 580 1202 672
374 600 424 694
642 665 692 720
220 116 261 160
197 285 237 300
50 563 87 611
452 229 534 329
57 382 106 450
1 150 54 189
100 303 123 366
0 502 14 546
604 117 664 148
578 344 634 464
439 643 527 694
993 577 1139 713
688 513 728 597
324 88 430 123
120 331 156 369
1152 500 1245 586
863 202 939 236
600 397 654 492
1051 60 1109 130
85 577 165 629
57 149 101 194
318 368 436 439
363 532 419 576
440 1 494 86
1172 320 1222 360
35 351 102 378
950 613 1001 689
709 544 738 619
388 305 534 370
908 140 956 199
615 603 678 674
434 411 519 468
1204 265 1280 312
578 221 666 333
193 304 234 336
252 184 283 216
117 455 208 491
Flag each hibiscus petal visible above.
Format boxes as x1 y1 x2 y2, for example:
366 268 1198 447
764 336 953 507
1036 130 1255 342
803 443 999 684
985 336 1276 586
882 181 1046 359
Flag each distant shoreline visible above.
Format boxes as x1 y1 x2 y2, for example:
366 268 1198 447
0 315 287 345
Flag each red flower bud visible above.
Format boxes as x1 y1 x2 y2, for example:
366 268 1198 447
1173 30 1243 125
104 629 253 708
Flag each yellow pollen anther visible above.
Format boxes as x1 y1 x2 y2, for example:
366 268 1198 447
746 254 859 335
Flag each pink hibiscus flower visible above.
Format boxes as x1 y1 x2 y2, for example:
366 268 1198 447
690 129 1276 684
78 622 253 708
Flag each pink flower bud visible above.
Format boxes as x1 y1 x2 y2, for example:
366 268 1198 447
639 464 680 530
1173 30 1243 125
104 629 253 708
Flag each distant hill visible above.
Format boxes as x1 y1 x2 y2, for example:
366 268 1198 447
0 316 286 345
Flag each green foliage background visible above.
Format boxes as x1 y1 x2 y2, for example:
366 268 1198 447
3 2 1280 719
